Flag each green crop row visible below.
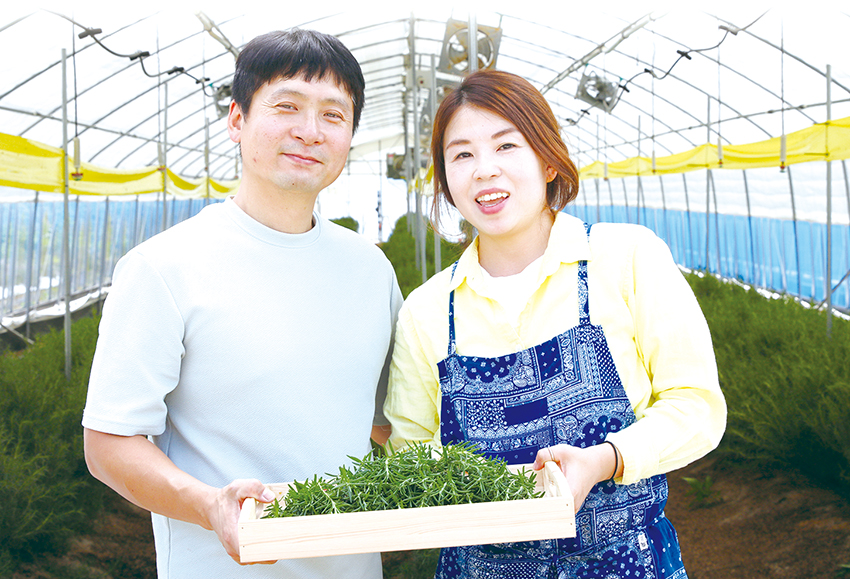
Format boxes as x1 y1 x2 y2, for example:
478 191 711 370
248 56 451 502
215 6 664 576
688 273 850 490
0 315 107 574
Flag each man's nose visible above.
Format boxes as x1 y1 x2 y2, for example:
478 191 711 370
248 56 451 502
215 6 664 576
292 113 323 144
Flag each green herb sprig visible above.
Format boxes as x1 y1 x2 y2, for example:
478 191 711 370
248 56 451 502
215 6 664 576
262 442 543 518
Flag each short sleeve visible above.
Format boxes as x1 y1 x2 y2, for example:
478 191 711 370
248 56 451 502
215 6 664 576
82 251 185 436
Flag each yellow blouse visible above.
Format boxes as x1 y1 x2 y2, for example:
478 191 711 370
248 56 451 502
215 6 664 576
384 212 727 485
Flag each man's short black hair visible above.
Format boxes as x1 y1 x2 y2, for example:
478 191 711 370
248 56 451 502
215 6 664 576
232 29 365 132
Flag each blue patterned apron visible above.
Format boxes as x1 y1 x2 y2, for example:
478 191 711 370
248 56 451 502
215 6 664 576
435 225 687 579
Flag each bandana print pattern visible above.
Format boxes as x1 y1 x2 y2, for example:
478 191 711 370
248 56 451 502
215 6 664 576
435 224 687 579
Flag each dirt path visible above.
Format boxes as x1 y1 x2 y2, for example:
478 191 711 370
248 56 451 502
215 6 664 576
666 458 850 578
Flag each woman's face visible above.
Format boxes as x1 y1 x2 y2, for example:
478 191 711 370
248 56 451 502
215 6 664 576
443 105 555 248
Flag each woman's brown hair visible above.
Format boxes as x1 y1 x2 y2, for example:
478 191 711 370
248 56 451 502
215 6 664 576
430 69 579 233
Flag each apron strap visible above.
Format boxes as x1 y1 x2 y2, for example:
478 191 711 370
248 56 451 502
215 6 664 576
447 262 459 356
578 222 593 326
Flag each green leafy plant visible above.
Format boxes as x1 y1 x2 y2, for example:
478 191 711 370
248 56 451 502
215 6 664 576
687 273 850 493
379 214 467 298
0 316 106 572
682 475 721 509
330 216 359 232
263 442 542 518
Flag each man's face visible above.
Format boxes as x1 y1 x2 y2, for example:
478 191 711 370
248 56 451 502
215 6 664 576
228 74 354 198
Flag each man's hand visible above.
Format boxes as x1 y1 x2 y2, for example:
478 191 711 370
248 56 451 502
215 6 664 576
203 479 277 565
84 429 279 565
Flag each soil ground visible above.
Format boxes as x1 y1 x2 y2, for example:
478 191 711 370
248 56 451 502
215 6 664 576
11 457 850 579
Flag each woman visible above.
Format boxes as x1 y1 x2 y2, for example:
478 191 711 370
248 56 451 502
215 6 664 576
384 70 726 579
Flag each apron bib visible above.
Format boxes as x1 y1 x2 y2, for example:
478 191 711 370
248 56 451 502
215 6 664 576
435 225 687 579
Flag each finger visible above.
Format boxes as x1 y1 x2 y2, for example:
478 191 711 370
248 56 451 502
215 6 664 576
227 479 275 504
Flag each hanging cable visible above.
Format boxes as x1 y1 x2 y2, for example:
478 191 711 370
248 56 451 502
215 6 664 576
47 10 216 96
584 10 769 123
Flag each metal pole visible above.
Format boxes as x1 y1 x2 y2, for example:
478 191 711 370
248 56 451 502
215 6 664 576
205 117 211 208
787 166 801 297
98 197 110 308
163 82 169 228
825 64 833 334
410 14 425 282
843 160 850 308
47 205 57 302
705 97 711 272
658 175 668 244
377 140 384 242
595 179 601 224
403 98 411 232
34 193 45 319
682 174 693 270
622 180 630 224
61 49 72 380
431 54 441 274
636 117 642 226
24 192 38 339
742 170 757 285
468 13 478 73
708 170 722 276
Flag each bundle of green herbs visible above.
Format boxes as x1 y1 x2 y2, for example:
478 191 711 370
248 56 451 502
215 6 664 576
263 442 543 518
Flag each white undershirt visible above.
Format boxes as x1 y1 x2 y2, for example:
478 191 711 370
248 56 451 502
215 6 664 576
479 255 544 326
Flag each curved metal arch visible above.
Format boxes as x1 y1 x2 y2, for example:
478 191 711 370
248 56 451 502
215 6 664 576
14 12 169 137
722 15 850 97
107 69 233 167
645 19 819 129
1 10 154 103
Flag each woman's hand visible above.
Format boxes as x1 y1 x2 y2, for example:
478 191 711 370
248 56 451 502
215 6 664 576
532 443 619 513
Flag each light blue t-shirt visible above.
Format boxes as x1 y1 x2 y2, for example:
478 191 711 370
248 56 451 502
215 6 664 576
83 197 402 578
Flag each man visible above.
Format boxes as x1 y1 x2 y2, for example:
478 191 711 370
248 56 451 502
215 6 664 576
82 29 402 578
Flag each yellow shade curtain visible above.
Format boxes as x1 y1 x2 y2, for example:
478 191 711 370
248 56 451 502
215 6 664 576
2 115 850 195
0 133 237 198
579 116 850 179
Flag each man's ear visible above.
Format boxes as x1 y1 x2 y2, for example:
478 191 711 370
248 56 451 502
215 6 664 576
227 100 244 143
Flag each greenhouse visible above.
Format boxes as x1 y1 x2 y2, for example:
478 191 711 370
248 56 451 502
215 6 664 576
3 3 850 340
1 3 850 578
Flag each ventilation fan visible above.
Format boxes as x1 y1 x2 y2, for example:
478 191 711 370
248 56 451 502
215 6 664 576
439 19 501 75
214 83 232 119
575 72 619 113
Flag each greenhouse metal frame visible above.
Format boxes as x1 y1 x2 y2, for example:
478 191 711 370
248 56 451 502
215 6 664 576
2 5 850 354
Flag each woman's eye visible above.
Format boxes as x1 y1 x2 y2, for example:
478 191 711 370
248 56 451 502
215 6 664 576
499 143 516 151
453 151 471 160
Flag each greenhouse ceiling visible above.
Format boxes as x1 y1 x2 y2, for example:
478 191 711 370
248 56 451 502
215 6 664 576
2 1 849 190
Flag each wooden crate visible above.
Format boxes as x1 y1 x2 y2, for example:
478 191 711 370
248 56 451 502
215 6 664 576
238 462 575 562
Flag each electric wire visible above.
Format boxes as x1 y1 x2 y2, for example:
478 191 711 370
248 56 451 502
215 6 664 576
47 10 218 97
574 11 768 127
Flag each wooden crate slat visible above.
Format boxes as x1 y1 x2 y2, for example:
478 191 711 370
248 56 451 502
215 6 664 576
238 461 575 562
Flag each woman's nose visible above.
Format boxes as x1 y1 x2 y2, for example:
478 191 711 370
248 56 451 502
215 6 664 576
473 153 500 180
